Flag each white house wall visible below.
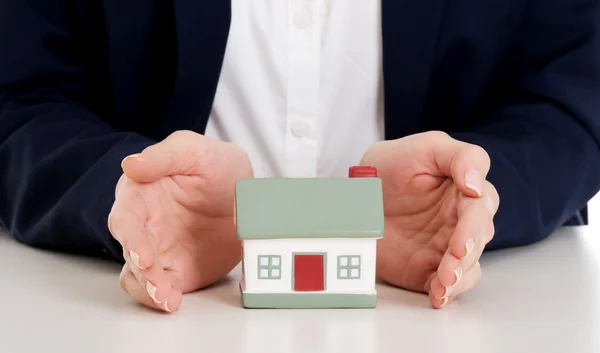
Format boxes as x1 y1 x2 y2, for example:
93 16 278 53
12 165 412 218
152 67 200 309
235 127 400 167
242 238 377 294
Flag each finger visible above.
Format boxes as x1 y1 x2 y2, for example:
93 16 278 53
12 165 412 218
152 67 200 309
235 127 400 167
108 190 156 270
119 265 183 313
415 131 491 198
109 183 176 310
120 264 162 310
429 262 482 309
123 248 177 310
436 182 497 288
449 144 490 198
451 181 498 259
110 183 179 309
121 130 210 183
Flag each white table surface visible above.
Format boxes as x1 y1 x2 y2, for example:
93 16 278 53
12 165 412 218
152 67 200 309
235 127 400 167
1 226 599 353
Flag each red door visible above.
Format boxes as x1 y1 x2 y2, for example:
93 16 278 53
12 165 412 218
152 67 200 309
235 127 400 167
293 254 325 291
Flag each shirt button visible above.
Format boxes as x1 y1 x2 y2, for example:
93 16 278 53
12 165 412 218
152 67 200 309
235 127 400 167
291 122 312 138
293 7 313 28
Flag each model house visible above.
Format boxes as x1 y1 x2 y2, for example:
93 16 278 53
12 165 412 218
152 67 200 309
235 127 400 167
234 166 384 309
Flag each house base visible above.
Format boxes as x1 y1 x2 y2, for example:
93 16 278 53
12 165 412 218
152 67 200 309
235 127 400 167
240 288 377 309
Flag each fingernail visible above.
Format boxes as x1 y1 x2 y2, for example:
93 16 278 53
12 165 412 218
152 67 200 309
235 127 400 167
440 296 448 307
163 300 171 312
121 153 141 168
129 250 146 270
462 238 475 259
453 267 463 286
146 281 161 304
435 269 462 300
465 169 482 196
438 284 455 300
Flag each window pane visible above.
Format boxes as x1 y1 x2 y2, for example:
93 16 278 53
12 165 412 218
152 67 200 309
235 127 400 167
351 256 360 266
271 257 280 266
271 269 280 278
351 268 359 278
340 269 348 278
339 257 348 266
260 269 269 278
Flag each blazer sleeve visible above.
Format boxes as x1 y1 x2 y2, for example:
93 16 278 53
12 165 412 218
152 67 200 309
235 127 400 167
449 0 600 250
0 1 154 260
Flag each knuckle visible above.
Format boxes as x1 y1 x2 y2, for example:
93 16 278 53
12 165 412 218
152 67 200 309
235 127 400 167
115 174 127 197
484 196 496 216
465 144 490 164
485 180 499 196
487 222 495 242
170 129 197 142
484 181 500 211
140 142 159 154
425 130 450 141
107 207 117 236
108 210 122 231
107 206 130 243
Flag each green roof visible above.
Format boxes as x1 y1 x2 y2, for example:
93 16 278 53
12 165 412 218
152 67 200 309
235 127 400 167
235 178 384 240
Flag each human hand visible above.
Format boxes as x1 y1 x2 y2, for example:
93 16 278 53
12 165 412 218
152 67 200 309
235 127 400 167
108 131 253 312
360 131 499 308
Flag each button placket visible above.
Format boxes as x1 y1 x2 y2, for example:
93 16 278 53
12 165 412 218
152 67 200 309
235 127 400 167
286 0 321 178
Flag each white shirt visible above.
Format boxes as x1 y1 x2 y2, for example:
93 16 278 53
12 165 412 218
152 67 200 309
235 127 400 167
205 0 385 178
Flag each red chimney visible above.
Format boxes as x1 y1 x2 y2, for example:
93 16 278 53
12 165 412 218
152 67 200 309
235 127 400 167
349 166 378 178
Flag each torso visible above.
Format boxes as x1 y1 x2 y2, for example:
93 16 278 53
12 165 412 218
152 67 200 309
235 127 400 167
205 0 385 178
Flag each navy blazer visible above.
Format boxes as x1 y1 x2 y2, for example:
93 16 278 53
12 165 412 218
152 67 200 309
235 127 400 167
1 0 599 261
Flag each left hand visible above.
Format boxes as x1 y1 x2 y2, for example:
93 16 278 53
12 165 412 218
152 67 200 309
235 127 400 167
360 131 499 308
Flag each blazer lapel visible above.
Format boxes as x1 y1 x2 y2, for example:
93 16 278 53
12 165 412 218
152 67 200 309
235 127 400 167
162 0 231 133
381 0 446 139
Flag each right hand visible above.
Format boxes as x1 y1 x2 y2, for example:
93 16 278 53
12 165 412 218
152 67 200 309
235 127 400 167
108 130 253 312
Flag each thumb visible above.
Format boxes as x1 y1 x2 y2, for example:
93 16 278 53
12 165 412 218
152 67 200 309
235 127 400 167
424 132 491 198
121 130 208 183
